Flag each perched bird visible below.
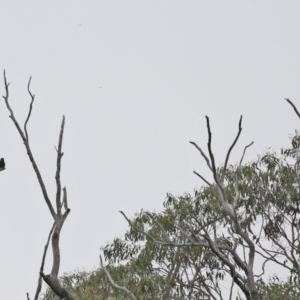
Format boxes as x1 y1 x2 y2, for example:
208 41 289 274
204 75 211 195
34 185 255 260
0 158 5 169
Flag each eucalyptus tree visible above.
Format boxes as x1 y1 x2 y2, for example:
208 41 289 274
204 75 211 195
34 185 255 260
43 128 300 299
99 99 300 300
4 70 300 300
41 265 171 300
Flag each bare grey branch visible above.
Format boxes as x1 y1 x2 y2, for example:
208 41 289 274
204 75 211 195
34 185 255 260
100 255 138 300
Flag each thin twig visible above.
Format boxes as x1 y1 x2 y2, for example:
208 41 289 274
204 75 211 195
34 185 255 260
62 187 68 211
239 141 254 165
285 98 300 119
24 76 35 142
34 222 56 300
189 141 213 171
221 116 243 183
55 116 65 216
193 170 212 186
204 116 228 204
100 255 138 300
205 116 217 174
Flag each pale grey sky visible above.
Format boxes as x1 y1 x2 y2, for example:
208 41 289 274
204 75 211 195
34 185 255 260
0 1 300 298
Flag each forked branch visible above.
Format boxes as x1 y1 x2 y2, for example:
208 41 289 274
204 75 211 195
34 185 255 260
190 116 259 300
3 71 74 300
2 71 56 219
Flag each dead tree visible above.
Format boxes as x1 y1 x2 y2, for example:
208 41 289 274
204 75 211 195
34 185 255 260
2 71 75 300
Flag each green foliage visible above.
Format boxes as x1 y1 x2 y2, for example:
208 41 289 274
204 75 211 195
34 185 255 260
40 265 167 300
42 132 300 299
258 275 300 299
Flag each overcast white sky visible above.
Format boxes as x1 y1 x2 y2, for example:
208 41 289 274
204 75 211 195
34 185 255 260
1 1 300 299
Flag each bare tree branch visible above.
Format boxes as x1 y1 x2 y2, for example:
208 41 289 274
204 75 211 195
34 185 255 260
55 116 65 217
39 205 72 299
34 222 55 300
2 70 56 219
50 212 70 278
205 116 217 175
285 98 300 119
190 115 260 299
3 71 74 300
240 142 254 165
221 116 243 183
62 187 68 211
24 76 35 142
100 255 138 300
193 170 212 186
189 141 213 171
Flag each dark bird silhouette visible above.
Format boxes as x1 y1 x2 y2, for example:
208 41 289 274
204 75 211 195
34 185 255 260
0 158 5 169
